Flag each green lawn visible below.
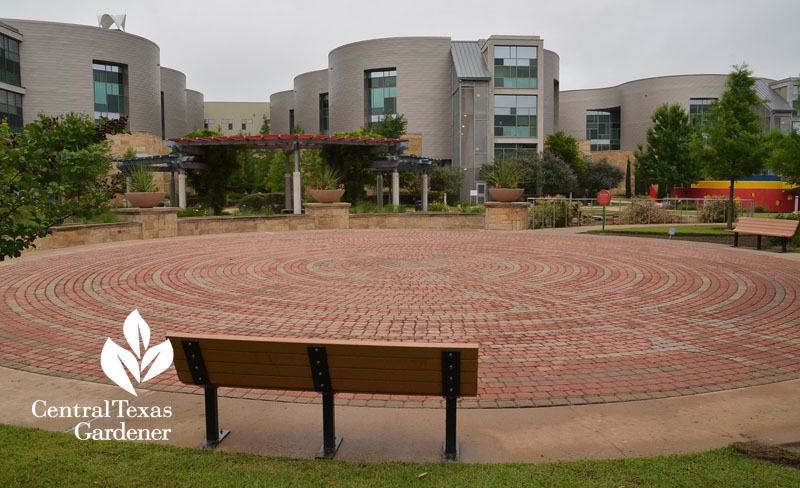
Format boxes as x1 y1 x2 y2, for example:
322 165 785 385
587 225 730 236
1 424 799 487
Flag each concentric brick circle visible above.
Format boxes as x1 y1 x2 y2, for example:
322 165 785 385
2 230 799 408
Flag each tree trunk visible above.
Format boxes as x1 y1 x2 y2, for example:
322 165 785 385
727 178 735 230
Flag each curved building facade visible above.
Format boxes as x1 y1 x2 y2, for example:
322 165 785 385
0 18 203 138
269 35 561 199
560 74 797 152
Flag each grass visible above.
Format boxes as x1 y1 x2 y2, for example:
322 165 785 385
350 202 409 214
587 224 730 237
60 208 122 226
1 424 799 487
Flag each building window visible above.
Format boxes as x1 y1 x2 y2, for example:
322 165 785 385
319 93 329 134
0 88 23 132
365 69 396 123
494 95 537 137
494 143 537 162
493 46 537 89
689 98 716 126
792 83 799 115
203 119 215 129
241 118 253 131
586 108 620 151
0 34 21 87
93 62 127 122
221 118 233 130
289 109 294 132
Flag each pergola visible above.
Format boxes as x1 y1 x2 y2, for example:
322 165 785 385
369 155 441 210
164 134 410 213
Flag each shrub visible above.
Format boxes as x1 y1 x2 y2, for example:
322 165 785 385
619 198 669 224
479 159 528 188
768 213 800 248
754 206 772 214
530 198 579 228
699 196 739 223
239 193 285 213
178 204 210 217
427 202 451 212
128 166 157 192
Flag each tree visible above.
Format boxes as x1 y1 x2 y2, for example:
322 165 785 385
634 103 701 198
766 126 800 193
625 158 632 198
368 114 408 139
184 128 246 214
518 151 577 196
544 130 587 175
259 115 270 135
580 159 625 197
698 64 766 229
430 166 465 198
0 114 126 260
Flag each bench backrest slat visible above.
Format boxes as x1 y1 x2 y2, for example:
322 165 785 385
168 333 479 396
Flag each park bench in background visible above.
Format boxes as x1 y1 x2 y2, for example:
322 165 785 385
167 333 479 461
726 217 799 253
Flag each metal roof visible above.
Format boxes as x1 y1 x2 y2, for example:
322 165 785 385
167 134 409 155
756 79 794 113
451 42 491 81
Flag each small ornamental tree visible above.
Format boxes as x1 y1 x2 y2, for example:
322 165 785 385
580 158 624 197
0 114 126 260
767 127 800 195
544 130 587 176
184 128 246 214
518 151 577 196
698 64 766 229
634 103 701 198
625 159 632 198
259 115 270 135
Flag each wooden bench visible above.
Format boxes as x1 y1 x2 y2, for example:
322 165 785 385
726 217 799 253
167 333 479 461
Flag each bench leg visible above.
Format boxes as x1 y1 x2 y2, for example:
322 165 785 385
757 235 762 250
442 396 460 462
199 386 230 449
316 392 342 459
733 232 739 247
783 237 788 253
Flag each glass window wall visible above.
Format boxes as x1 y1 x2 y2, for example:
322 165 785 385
494 95 537 137
0 88 23 132
93 62 127 122
0 34 21 86
493 45 537 89
365 69 396 123
586 108 620 151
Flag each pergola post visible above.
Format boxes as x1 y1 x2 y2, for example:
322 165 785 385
421 172 429 211
178 170 187 209
169 169 177 207
392 170 400 209
293 143 301 214
377 173 384 210
284 152 292 212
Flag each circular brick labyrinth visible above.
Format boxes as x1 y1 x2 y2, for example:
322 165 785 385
2 230 800 408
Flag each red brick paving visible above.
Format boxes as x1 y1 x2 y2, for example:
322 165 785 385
1 230 799 408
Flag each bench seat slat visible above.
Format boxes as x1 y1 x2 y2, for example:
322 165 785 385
730 217 799 238
190 372 478 396
177 362 479 385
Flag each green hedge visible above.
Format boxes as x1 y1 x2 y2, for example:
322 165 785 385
238 193 285 213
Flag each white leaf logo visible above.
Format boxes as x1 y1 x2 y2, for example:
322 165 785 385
101 310 174 396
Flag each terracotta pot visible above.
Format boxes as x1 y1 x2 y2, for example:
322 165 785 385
309 189 345 203
125 192 166 208
488 188 524 202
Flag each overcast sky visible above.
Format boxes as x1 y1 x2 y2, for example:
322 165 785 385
4 0 798 102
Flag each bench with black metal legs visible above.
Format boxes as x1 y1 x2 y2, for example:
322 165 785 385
726 217 799 253
167 333 479 462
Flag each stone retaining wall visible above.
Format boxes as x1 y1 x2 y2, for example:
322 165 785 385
349 212 484 230
29 209 502 253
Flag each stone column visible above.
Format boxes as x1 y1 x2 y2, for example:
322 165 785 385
284 152 292 212
484 202 531 231
293 145 301 214
421 172 429 211
392 171 400 208
304 203 351 230
113 208 179 239
376 173 384 210
178 172 187 209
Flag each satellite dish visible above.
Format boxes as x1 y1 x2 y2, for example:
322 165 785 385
97 14 126 31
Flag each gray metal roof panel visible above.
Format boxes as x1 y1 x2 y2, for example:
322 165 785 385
756 79 793 112
451 42 491 80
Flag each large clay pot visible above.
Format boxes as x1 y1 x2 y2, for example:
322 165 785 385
125 192 166 208
488 188 524 202
309 189 345 203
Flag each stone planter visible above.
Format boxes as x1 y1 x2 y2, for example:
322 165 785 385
124 192 166 208
309 189 345 203
488 188 524 202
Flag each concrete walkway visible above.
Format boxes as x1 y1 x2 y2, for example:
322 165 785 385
3 366 799 463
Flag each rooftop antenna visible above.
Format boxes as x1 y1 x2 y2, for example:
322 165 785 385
97 14 126 31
